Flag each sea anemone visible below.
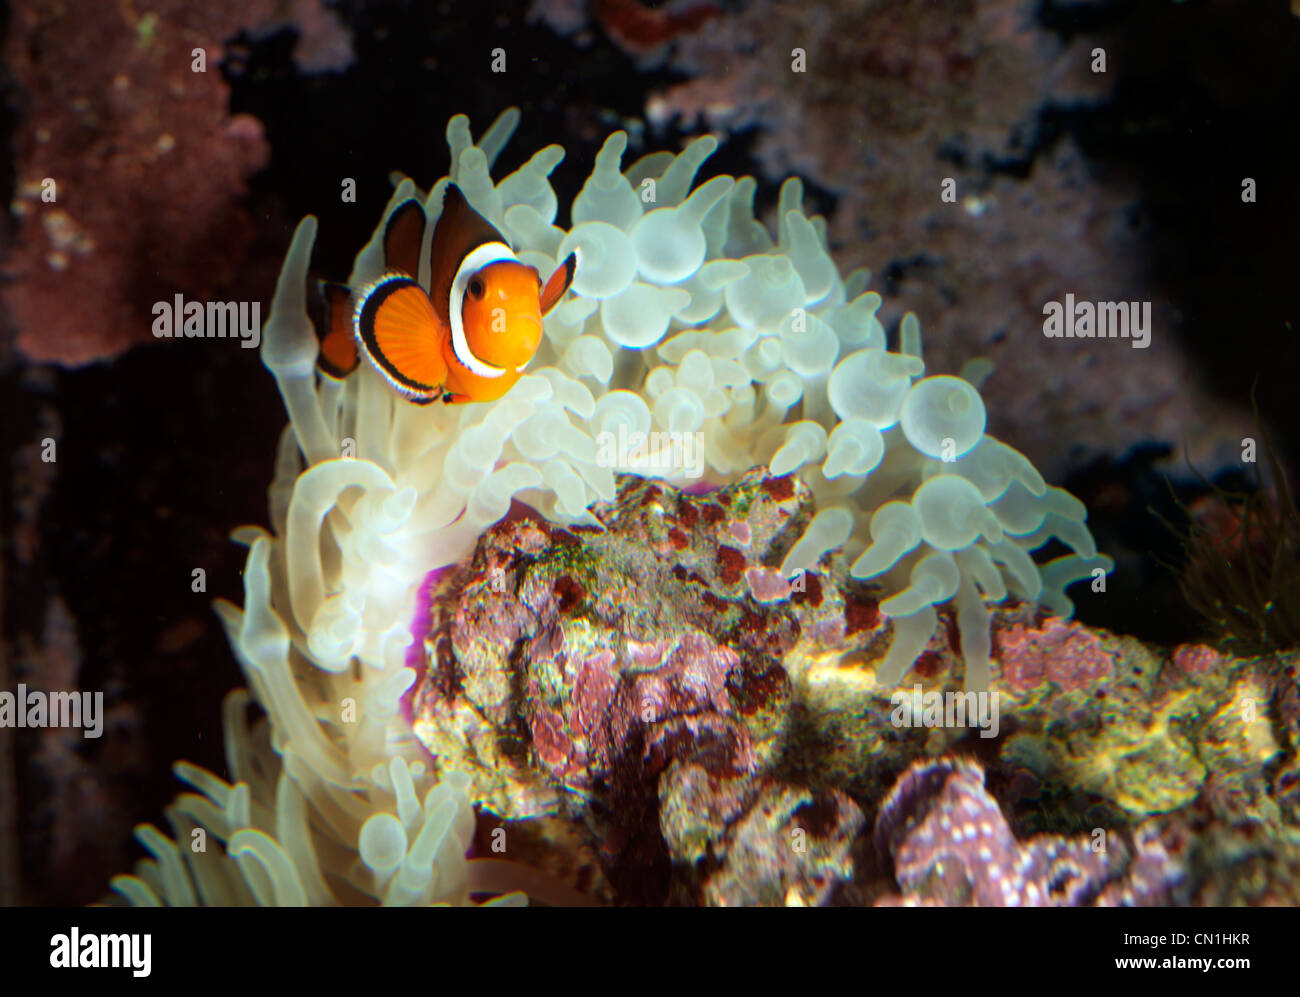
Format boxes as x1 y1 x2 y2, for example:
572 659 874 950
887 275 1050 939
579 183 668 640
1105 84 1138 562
108 108 1107 906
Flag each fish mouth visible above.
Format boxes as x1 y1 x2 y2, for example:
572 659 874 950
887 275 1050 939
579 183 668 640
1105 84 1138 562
477 315 542 369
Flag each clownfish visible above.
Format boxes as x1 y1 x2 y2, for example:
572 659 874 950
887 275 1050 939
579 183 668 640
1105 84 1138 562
313 184 577 404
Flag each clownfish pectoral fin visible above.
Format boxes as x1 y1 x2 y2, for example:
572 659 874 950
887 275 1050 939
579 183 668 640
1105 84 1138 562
353 273 448 402
539 251 579 315
310 279 360 379
383 199 426 277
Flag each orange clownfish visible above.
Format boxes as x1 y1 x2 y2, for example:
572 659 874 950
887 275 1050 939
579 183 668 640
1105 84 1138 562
314 184 577 404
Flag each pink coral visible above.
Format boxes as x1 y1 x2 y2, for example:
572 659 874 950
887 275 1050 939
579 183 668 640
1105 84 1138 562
2 0 274 365
1171 643 1227 677
995 616 1112 694
744 566 791 604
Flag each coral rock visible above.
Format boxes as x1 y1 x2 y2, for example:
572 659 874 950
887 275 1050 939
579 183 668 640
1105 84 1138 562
874 756 1185 906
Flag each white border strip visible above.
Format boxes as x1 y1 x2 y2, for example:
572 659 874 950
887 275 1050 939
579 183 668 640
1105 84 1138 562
448 241 518 379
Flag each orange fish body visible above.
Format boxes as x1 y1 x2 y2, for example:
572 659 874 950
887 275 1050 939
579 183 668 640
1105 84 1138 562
314 184 576 404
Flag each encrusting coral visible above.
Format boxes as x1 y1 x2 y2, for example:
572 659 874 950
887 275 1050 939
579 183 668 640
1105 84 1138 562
108 109 1106 906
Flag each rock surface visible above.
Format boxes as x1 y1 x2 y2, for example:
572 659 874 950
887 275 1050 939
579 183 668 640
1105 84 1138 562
410 470 1300 905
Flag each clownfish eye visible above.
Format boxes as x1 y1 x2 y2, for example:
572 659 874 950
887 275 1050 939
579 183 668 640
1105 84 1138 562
468 277 485 300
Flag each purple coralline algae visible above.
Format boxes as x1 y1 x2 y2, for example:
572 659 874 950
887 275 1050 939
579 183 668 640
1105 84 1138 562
873 756 1186 906
994 616 1113 694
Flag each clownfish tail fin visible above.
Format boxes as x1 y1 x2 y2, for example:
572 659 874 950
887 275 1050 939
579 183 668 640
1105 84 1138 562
539 249 579 315
309 278 361 379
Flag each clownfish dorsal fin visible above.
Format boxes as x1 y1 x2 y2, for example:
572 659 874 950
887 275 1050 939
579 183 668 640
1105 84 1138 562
540 250 579 315
309 279 360 379
428 183 512 327
383 199 426 277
